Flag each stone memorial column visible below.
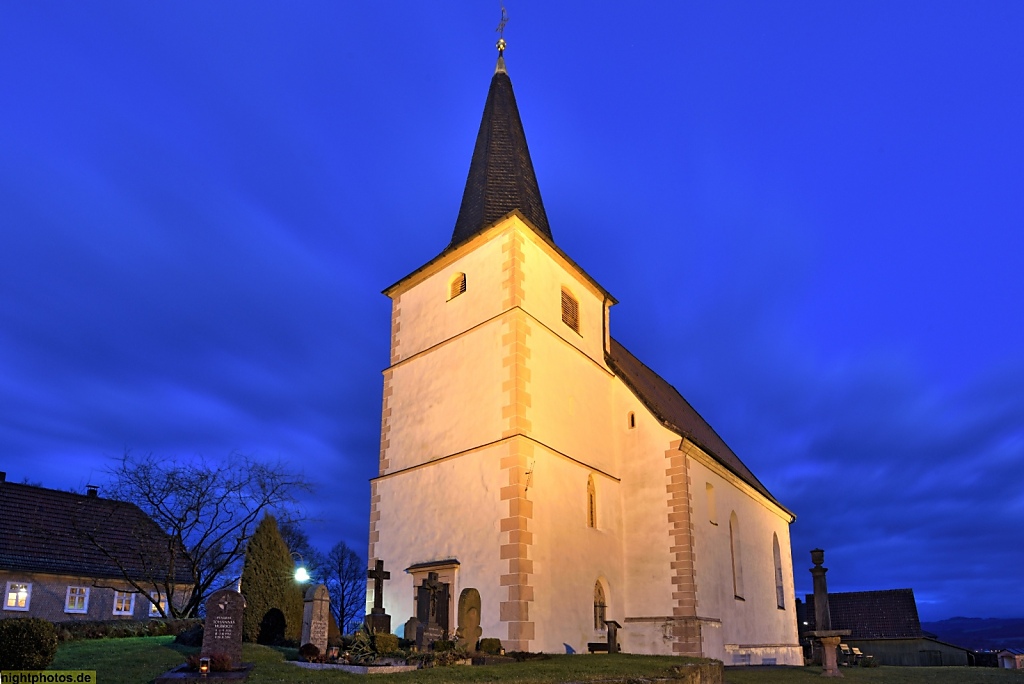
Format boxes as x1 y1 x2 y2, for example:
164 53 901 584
802 549 850 678
301 584 330 654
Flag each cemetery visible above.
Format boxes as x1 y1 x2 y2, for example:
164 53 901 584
143 561 722 680
33 556 1024 683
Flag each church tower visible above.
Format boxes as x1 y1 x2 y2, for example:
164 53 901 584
368 44 802 664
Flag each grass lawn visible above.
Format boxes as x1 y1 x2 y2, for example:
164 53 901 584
52 636 703 684
51 638 1024 684
724 665 1024 684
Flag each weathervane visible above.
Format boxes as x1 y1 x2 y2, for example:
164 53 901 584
496 4 508 55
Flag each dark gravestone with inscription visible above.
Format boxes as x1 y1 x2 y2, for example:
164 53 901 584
365 559 392 633
201 589 245 668
301 584 330 654
414 572 449 650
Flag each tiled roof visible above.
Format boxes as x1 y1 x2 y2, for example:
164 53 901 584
607 337 786 511
450 56 551 248
804 589 923 639
0 481 192 584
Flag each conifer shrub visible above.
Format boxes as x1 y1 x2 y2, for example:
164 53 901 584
373 632 399 655
298 642 322 662
240 514 304 643
0 618 58 669
479 637 503 655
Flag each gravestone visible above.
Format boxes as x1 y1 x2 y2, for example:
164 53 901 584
201 588 245 668
301 584 330 654
403 617 420 644
365 559 392 633
456 588 482 651
414 572 449 650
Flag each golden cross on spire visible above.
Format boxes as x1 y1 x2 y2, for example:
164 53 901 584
496 4 508 55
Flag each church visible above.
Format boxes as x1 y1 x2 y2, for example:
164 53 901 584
365 44 803 665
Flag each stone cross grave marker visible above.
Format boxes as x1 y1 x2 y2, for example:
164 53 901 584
456 587 482 651
301 583 330 654
365 559 392 633
201 588 245 668
415 572 449 650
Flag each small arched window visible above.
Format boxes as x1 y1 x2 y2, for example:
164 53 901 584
773 533 785 609
593 580 607 630
587 475 597 528
561 289 579 333
449 272 467 300
627 412 636 429
729 511 744 599
706 483 717 525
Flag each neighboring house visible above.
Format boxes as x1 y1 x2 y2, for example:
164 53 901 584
0 471 192 622
365 49 802 664
998 648 1024 669
800 589 971 666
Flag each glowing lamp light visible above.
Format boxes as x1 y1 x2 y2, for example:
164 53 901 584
294 566 310 582
198 657 210 675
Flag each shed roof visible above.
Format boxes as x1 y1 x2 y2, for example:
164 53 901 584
805 589 923 639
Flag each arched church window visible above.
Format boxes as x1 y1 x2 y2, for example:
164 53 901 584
449 272 467 300
593 580 607 630
773 532 785 609
706 483 717 525
729 511 744 599
587 475 597 528
561 289 579 333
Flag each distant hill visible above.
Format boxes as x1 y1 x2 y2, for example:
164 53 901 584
922 617 1024 651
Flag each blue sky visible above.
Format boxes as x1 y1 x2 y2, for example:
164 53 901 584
2 2 1022 621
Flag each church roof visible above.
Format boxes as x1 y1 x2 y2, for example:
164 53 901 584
804 589 923 639
450 56 551 249
607 338 787 513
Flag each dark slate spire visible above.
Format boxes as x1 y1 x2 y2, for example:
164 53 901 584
450 55 552 248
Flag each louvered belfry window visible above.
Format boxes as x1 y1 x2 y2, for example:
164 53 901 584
449 273 467 300
561 289 579 332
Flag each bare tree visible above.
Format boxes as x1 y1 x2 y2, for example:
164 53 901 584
324 540 365 634
87 450 310 618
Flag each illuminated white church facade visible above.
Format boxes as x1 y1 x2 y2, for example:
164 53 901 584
366 52 802 664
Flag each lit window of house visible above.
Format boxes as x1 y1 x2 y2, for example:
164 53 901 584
113 591 135 616
149 591 167 617
65 586 90 614
4 582 31 611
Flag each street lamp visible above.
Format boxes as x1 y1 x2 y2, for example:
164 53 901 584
292 552 310 583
